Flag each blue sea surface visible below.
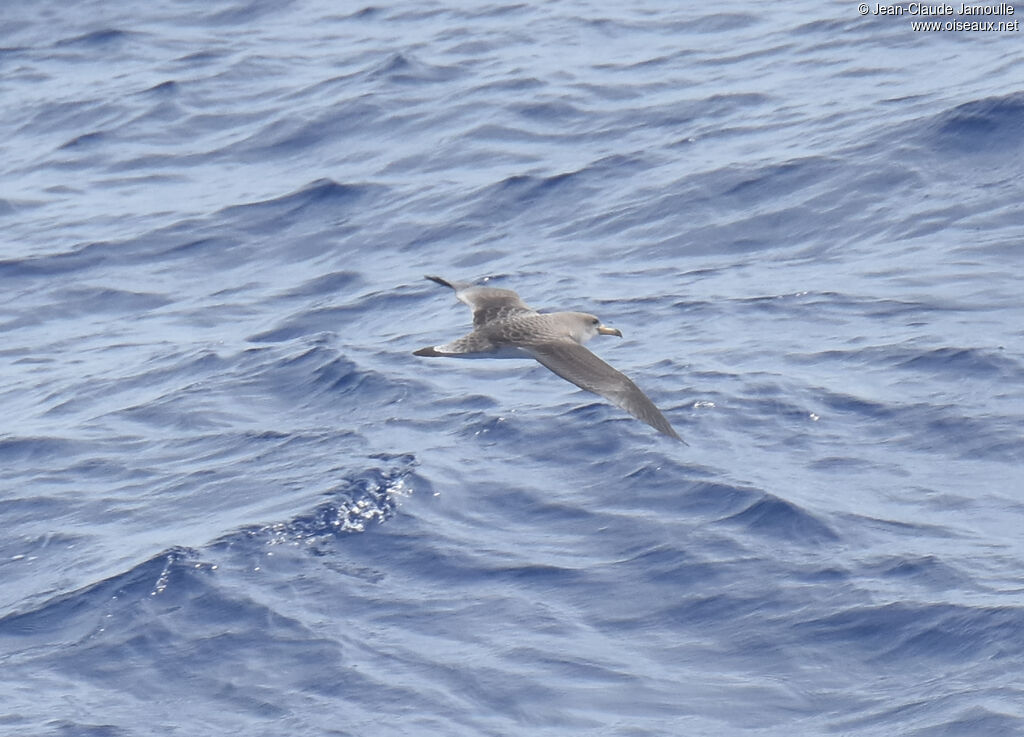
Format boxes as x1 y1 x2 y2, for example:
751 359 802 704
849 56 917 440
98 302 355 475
2 1 1024 735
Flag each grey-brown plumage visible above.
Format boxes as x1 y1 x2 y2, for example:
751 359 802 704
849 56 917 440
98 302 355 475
414 276 682 441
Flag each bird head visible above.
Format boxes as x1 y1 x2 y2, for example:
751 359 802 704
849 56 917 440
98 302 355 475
569 312 623 344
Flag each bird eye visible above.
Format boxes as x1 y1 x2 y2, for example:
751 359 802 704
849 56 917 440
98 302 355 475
591 317 599 325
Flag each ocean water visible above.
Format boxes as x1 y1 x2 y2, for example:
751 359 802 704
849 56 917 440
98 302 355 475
2 1 1024 735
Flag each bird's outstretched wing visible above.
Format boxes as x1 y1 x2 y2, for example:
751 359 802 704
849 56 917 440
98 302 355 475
424 275 536 328
527 341 682 441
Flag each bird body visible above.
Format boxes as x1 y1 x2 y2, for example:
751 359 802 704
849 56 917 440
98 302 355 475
414 276 682 441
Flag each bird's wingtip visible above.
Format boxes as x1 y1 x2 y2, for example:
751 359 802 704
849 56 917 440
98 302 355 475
424 275 454 289
660 425 686 443
414 346 442 357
